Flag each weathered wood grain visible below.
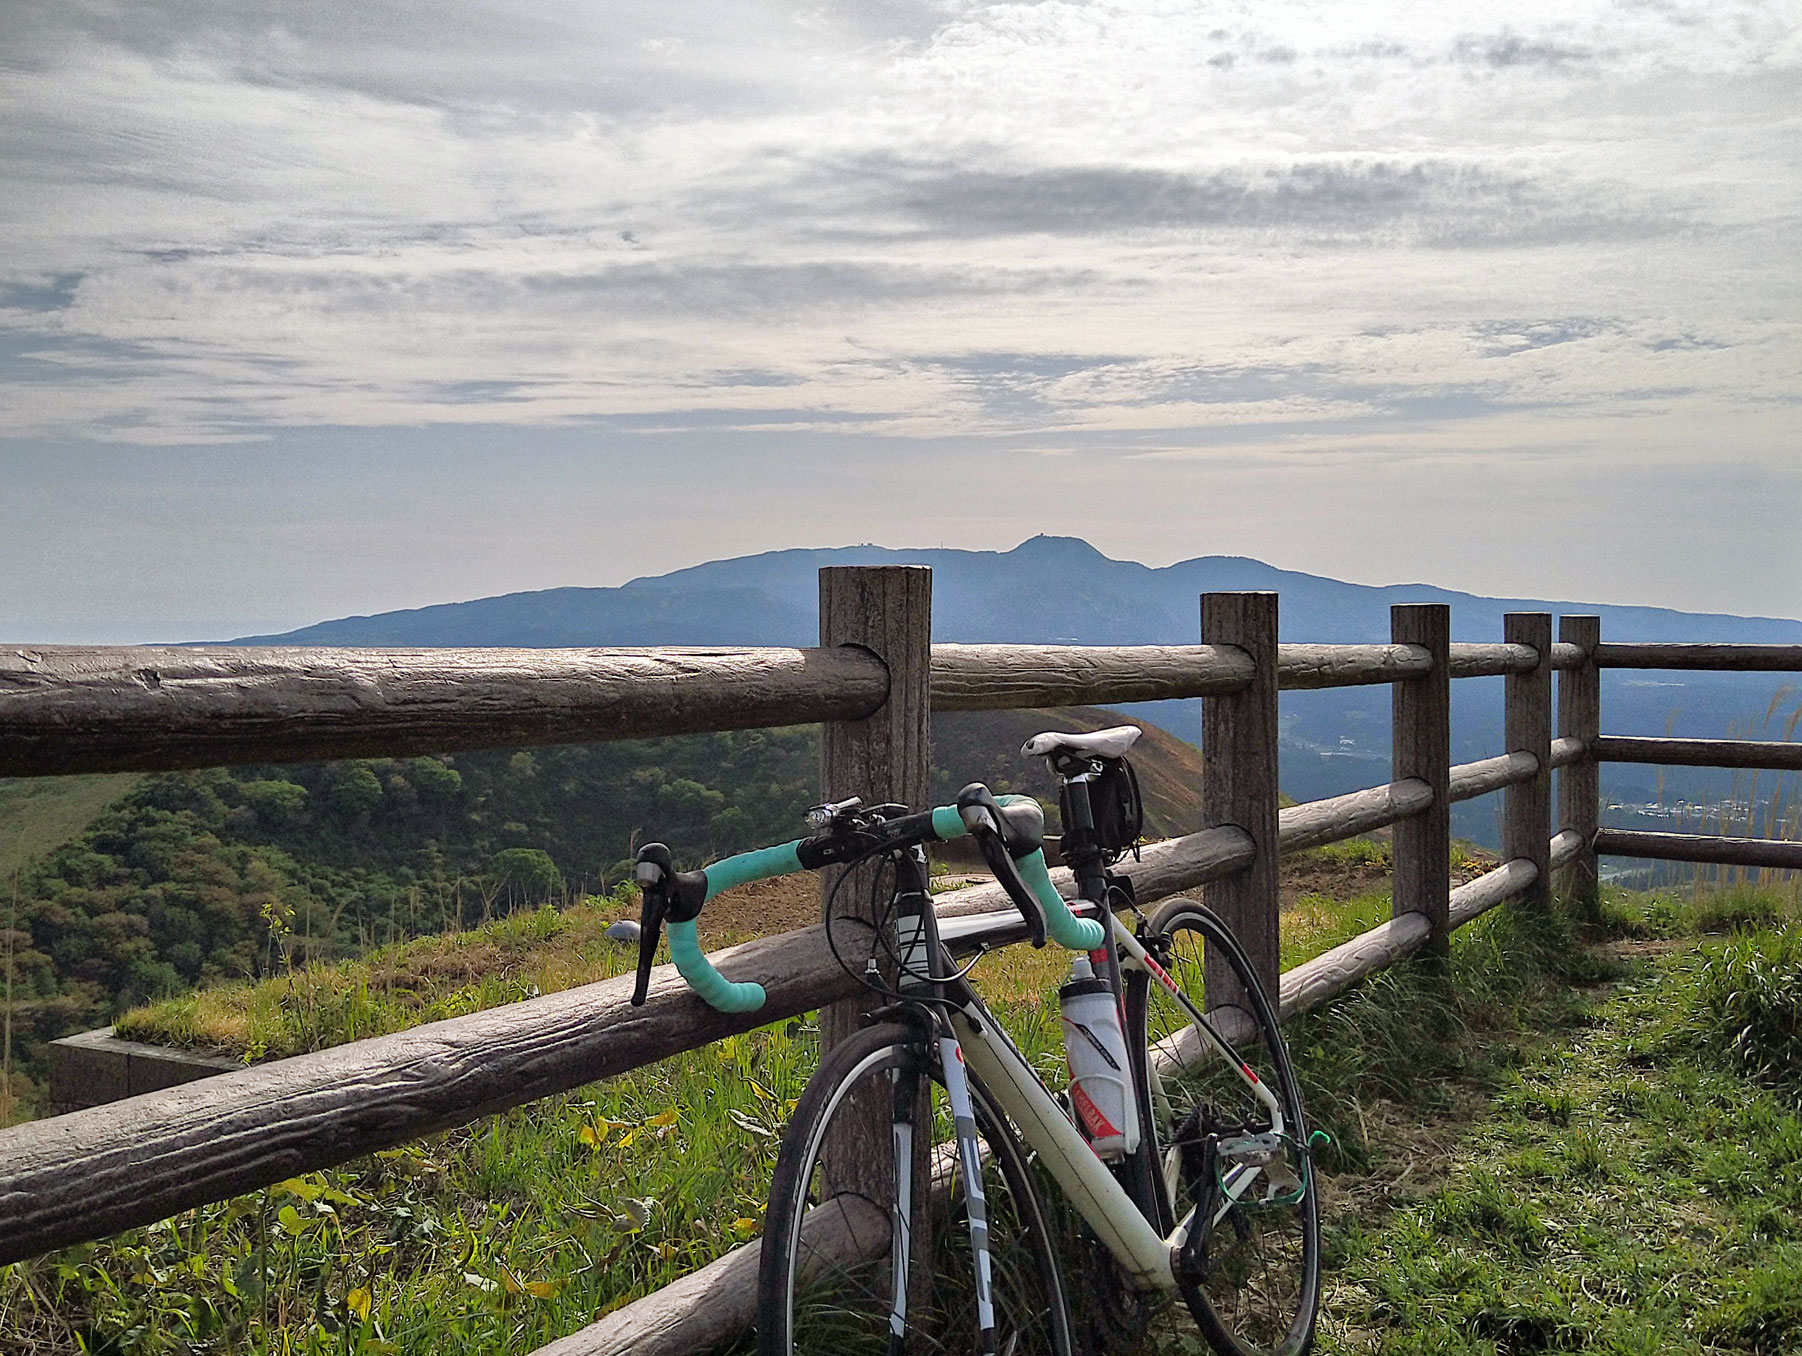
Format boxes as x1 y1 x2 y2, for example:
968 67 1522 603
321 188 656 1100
1447 642 1537 678
1279 912 1434 1023
818 567 932 1212
1549 828 1584 872
1393 605 1451 952
1550 642 1586 671
1594 829 1802 870
929 643 1253 708
0 646 889 777
1276 778 1434 855
1448 751 1537 803
1595 644 1802 671
1277 643 1429 689
5 631 1616 782
1452 642 1588 676
1555 621 1602 918
1503 615 1553 910
1549 735 1586 770
0 922 868 1266
1448 858 1540 928
1202 593 1281 1009
1593 735 1802 772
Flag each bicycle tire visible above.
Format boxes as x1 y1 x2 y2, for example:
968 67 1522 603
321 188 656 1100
756 1022 1074 1356
1123 899 1322 1356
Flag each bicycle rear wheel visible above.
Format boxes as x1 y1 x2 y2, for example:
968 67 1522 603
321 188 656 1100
1123 899 1321 1356
756 1022 1074 1356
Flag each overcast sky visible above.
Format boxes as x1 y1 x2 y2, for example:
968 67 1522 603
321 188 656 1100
2 0 1798 641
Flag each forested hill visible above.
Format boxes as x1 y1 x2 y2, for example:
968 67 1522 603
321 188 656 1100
0 705 1196 1106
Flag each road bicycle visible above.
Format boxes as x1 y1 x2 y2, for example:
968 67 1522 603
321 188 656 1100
629 726 1322 1356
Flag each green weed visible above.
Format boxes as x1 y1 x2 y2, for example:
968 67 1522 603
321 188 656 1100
1694 917 1802 1101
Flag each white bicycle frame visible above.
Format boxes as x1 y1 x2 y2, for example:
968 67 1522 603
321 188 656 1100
945 908 1287 1291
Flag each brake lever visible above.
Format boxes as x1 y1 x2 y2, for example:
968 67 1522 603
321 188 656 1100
957 783 1048 948
631 844 675 1006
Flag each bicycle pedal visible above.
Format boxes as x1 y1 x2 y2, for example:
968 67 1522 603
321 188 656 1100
1218 1132 1305 1199
1213 1132 1284 1167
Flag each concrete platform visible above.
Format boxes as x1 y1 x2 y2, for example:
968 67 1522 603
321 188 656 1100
48 1027 242 1115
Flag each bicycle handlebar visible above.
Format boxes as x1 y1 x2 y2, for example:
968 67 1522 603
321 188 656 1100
631 784 1105 1014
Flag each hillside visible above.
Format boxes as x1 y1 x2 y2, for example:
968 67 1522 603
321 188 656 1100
0 774 140 880
0 704 1198 1107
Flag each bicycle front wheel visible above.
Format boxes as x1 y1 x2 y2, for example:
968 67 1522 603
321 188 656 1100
1124 899 1322 1356
756 1022 1074 1356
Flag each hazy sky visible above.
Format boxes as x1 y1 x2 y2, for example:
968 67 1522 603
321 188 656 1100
2 0 1799 641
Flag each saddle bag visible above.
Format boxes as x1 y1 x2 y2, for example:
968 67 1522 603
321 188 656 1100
1079 755 1143 851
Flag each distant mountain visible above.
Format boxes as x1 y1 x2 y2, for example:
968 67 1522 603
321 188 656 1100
232 534 1802 651
231 537 1802 844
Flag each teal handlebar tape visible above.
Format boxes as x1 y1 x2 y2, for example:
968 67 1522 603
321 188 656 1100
1016 848 1106 951
702 840 805 902
931 804 966 840
667 919 766 1013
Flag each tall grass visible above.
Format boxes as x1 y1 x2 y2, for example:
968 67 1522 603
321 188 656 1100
1646 687 1802 898
1695 915 1802 1102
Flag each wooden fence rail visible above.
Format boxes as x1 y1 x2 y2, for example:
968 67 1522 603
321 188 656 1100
1 572 1799 1356
0 646 891 777
1592 735 1802 772
1592 829 1802 871
1 640 1590 779
1594 643 1802 670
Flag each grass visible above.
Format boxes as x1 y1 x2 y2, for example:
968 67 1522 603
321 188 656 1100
1694 910 1802 1103
0 1022 818 1354
1316 884 1802 1356
113 838 1411 1062
15 864 1802 1354
114 889 648 1060
0 774 139 880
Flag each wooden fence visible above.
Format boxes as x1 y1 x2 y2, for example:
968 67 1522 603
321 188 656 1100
2 568 1799 1354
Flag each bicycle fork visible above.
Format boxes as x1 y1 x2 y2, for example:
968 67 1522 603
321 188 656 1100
888 849 1000 1356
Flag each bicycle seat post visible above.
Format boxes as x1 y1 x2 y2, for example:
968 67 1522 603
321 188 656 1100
1053 759 1111 908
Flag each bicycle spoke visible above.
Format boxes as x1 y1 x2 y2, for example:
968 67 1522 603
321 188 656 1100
759 1025 1073 1356
1126 901 1321 1356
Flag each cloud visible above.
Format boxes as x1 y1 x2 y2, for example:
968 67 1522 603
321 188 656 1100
0 273 84 311
1451 34 1599 69
824 155 1677 247
0 0 1792 454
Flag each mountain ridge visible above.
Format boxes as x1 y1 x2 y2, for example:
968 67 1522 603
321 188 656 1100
227 535 1802 648
221 536 1802 834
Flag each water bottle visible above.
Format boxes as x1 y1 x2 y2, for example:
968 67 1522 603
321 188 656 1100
1058 954 1140 1158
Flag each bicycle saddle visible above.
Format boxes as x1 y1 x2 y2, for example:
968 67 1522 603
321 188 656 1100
1021 725 1142 760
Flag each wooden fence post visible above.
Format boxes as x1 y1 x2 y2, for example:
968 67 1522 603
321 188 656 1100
1558 615 1602 919
1391 604 1450 957
1201 592 1280 1013
816 565 932 1204
1504 613 1553 908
